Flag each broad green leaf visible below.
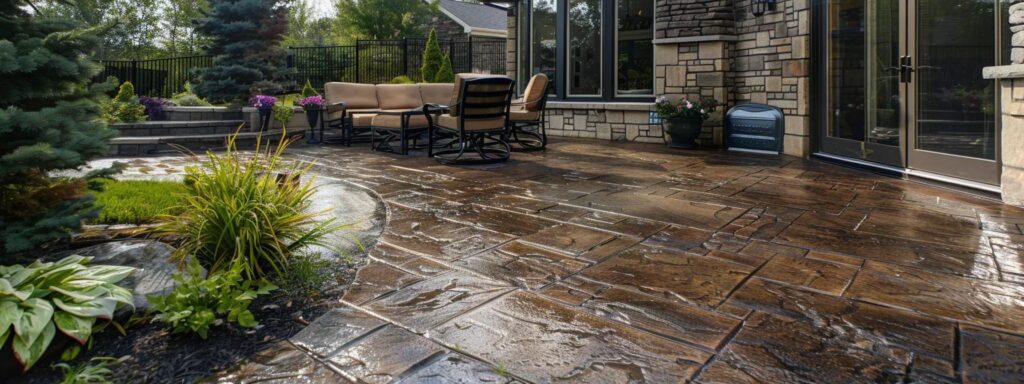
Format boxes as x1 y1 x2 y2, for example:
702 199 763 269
49 285 110 302
0 328 8 350
236 310 257 328
68 265 134 284
53 298 116 320
31 263 85 289
0 300 19 335
53 311 95 345
12 321 55 372
13 299 53 344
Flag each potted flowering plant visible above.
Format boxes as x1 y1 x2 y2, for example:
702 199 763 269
655 95 719 149
139 96 172 121
250 95 277 131
298 95 325 144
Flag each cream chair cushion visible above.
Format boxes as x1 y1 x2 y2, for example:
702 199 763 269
375 84 424 110
371 112 430 129
509 107 540 122
325 82 379 110
521 74 549 111
418 83 454 105
435 114 506 132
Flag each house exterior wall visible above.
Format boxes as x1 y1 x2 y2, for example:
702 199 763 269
507 0 813 157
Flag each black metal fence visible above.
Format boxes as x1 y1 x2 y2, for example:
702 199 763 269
101 38 507 98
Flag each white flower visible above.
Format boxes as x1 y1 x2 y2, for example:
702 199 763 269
700 109 705 114
686 101 693 109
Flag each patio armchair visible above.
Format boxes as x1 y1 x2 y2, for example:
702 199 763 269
508 73 550 151
424 75 516 164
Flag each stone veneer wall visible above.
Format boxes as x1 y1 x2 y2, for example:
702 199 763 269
730 0 812 157
505 0 813 156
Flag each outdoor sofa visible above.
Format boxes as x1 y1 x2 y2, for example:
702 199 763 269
324 82 453 154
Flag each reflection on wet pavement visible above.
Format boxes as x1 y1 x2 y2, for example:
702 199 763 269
169 138 1024 383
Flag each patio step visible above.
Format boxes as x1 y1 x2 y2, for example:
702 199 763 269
108 129 294 156
112 120 248 137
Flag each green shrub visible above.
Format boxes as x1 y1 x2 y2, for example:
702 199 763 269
389 75 415 84
420 29 443 83
0 256 134 372
272 104 294 129
170 82 213 107
152 133 341 280
300 80 319 97
53 356 127 384
148 260 275 339
101 82 145 123
89 179 187 225
435 54 455 83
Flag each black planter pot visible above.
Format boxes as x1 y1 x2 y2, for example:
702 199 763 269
305 108 321 144
665 117 703 149
258 107 273 132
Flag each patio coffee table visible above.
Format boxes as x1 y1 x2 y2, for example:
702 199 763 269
369 106 447 155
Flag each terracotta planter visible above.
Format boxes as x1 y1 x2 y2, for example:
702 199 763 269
665 117 703 149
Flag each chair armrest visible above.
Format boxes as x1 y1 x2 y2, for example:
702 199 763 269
422 103 449 115
326 101 347 114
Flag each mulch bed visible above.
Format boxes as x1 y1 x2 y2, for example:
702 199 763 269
11 259 362 384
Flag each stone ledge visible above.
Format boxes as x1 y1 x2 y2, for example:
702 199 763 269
653 35 738 45
547 101 654 111
982 65 1024 79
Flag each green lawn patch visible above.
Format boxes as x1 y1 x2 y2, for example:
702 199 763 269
90 179 188 224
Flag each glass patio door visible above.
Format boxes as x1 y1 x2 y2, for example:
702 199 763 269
906 0 999 185
822 0 1002 185
823 0 904 167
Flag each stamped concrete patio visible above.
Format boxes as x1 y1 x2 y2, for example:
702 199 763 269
210 138 1024 383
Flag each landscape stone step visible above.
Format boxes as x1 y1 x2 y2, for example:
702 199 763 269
112 120 248 137
109 129 290 156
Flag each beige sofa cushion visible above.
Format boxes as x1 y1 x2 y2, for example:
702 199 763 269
328 108 378 123
418 83 454 105
375 84 424 110
351 113 376 127
325 82 379 110
521 74 549 111
435 114 506 132
371 112 430 129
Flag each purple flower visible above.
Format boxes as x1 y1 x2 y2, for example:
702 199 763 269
298 95 325 109
250 95 277 109
139 96 171 108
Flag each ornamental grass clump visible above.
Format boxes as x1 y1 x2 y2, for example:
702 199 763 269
152 131 341 280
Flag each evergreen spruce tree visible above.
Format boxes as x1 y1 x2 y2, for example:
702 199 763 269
435 54 455 83
194 0 294 104
0 0 117 257
420 29 443 83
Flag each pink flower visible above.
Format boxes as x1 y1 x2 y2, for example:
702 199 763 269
686 101 693 109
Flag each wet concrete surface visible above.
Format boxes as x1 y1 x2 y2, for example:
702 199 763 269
164 138 1024 383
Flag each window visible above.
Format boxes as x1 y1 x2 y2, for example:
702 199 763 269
518 0 653 100
532 0 558 94
568 0 602 95
616 0 653 96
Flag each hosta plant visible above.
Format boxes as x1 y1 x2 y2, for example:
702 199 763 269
152 132 341 280
148 260 275 339
0 256 133 372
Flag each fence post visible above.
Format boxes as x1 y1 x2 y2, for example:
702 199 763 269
468 37 474 73
130 59 138 95
355 40 361 83
402 38 409 77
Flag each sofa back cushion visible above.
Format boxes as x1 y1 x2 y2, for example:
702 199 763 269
521 73 549 111
324 82 379 109
450 74 510 116
418 83 454 105
375 84 424 110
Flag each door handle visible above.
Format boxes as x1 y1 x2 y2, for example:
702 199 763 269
899 56 913 83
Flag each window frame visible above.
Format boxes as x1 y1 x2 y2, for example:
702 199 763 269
518 0 654 102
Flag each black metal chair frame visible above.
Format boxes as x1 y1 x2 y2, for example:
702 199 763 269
324 101 373 146
509 90 549 152
423 77 516 165
369 108 431 155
